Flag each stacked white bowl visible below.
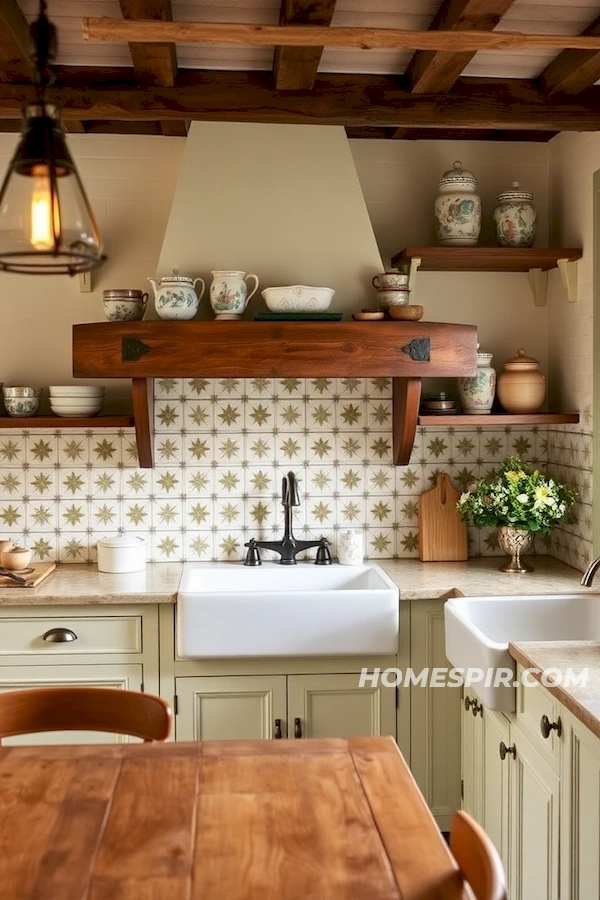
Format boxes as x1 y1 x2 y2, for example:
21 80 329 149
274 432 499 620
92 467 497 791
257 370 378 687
49 386 105 418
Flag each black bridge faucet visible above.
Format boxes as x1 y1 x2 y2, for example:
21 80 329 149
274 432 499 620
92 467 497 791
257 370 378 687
244 471 331 566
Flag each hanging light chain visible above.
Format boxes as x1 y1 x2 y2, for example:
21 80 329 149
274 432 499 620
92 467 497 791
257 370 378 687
29 0 58 94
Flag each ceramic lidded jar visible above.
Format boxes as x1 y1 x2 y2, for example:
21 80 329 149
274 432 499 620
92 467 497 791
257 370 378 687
497 348 546 414
493 182 537 248
148 268 205 320
457 348 496 414
434 160 481 247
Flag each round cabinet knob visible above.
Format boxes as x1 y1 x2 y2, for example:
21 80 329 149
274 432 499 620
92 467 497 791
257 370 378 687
42 628 78 643
499 741 516 761
540 714 562 739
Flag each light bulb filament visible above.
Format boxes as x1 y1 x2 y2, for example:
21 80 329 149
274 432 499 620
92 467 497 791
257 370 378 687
30 165 60 251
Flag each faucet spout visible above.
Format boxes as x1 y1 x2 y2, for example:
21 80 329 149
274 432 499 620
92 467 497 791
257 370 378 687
243 470 330 565
581 556 600 587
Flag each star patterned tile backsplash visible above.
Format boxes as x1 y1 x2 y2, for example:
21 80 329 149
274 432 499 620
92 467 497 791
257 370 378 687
0 377 590 570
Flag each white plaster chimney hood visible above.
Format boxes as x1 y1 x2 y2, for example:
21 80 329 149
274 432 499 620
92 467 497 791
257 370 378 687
157 122 384 316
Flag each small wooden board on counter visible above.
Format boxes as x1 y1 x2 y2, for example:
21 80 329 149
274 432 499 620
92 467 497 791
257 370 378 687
419 473 468 561
0 562 56 588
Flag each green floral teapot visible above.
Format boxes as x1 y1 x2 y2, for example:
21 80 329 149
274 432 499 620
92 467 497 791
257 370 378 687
148 268 205 320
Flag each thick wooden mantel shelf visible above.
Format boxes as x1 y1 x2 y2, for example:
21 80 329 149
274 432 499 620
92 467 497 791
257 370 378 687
73 320 477 468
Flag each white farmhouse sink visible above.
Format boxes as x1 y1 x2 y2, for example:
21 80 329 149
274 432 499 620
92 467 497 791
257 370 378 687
445 594 600 712
177 562 399 658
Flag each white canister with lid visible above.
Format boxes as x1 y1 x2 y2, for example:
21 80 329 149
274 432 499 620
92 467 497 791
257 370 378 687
97 535 147 573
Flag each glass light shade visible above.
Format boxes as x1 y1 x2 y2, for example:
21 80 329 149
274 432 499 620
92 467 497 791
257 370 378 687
0 103 105 275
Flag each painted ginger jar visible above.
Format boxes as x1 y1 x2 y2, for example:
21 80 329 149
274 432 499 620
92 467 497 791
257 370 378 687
434 160 481 247
493 182 538 248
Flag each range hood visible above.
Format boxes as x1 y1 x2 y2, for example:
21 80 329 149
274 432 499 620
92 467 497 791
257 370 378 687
156 122 384 314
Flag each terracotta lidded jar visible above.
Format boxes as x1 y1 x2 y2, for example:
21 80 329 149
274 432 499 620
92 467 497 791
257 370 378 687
457 347 496 414
493 181 538 248
497 348 546 414
434 160 481 247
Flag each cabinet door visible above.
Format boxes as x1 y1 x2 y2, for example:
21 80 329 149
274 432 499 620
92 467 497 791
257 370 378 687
175 675 287 741
482 709 511 874
561 712 600 900
461 691 484 823
510 726 560 900
0 663 143 745
410 599 461 831
287 673 396 740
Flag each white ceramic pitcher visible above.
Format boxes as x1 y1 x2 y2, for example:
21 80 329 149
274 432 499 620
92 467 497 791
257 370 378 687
210 270 259 320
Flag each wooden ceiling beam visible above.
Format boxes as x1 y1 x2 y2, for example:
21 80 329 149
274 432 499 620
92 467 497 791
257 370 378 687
161 119 188 136
83 18 600 53
0 0 32 82
0 73 597 132
540 13 600 95
118 0 177 87
274 0 338 91
405 0 517 95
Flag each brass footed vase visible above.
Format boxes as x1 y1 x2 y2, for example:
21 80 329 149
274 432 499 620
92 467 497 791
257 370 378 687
497 526 534 573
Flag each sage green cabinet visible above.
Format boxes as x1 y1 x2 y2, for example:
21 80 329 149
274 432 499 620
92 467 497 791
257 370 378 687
561 709 600 900
0 604 160 745
175 672 396 742
410 598 462 831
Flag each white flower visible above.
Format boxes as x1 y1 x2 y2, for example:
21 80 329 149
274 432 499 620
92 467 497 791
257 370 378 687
517 493 529 504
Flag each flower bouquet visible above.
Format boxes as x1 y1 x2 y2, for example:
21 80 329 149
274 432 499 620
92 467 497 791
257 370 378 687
456 455 577 572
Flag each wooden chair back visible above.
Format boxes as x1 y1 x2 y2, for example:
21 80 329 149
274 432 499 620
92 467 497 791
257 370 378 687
450 810 507 900
0 687 172 743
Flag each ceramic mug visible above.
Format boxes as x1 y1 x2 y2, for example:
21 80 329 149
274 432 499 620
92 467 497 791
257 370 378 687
337 530 364 566
376 288 410 310
103 289 148 322
210 270 259 320
372 272 409 291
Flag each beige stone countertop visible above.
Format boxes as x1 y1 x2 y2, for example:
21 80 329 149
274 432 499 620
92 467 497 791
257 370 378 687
510 642 600 740
378 555 587 600
0 563 183 605
0 554 588 606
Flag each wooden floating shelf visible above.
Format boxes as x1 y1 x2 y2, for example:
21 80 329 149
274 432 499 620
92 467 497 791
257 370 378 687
391 246 583 273
418 413 580 426
0 415 135 428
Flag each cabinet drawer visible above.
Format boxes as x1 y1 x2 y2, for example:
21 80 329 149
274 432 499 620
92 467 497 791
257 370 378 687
0 616 142 657
516 666 561 770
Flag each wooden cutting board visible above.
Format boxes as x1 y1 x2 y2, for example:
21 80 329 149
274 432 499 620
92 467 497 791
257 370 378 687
418 473 468 561
0 562 56 588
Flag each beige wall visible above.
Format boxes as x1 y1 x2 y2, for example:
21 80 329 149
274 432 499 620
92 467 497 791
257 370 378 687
545 132 596 568
350 139 551 375
0 133 184 406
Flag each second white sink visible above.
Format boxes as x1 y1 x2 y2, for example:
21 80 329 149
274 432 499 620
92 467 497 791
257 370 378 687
445 593 600 711
177 562 399 658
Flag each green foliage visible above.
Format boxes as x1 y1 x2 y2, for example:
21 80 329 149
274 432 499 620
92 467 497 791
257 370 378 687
456 456 577 535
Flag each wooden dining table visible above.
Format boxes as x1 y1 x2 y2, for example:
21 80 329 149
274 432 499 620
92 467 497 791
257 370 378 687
0 735 469 899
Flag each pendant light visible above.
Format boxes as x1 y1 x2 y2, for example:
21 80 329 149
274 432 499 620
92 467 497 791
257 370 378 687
0 1 105 275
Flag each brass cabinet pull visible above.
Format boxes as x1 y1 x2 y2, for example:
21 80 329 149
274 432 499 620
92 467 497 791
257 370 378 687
540 714 562 739
471 699 483 717
464 696 472 711
499 741 516 761
273 718 282 739
294 717 302 739
42 628 78 643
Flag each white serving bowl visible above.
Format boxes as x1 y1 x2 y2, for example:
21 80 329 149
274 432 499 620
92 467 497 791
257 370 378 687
51 400 103 417
49 386 105 397
261 285 334 313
